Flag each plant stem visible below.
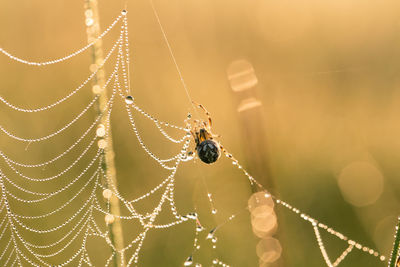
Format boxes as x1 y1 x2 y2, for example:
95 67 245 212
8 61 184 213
84 1 125 266
388 216 400 267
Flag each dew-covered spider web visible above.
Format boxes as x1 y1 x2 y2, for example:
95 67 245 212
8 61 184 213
0 4 389 267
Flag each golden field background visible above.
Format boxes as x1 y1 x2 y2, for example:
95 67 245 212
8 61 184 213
1 0 400 266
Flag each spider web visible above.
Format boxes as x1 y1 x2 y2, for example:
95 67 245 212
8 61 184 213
0 7 388 267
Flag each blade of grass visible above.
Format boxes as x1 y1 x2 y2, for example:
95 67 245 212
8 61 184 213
84 1 125 266
388 216 400 267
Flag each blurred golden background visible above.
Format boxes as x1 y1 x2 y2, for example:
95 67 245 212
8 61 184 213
1 0 400 266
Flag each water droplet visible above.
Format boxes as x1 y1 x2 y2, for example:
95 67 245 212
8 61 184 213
102 189 112 200
125 95 134 105
92 85 102 94
181 152 194 162
212 259 218 264
206 228 216 239
89 64 98 72
97 139 107 149
121 10 127 15
86 18 94 26
105 214 114 224
85 10 93 18
211 209 217 214
96 124 106 137
183 255 193 266
187 213 197 220
196 225 204 232
212 237 218 243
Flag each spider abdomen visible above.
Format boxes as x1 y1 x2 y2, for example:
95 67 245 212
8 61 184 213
196 140 220 164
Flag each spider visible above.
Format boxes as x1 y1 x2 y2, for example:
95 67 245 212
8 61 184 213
189 101 222 164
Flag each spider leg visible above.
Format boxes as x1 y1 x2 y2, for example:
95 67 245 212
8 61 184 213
218 144 235 162
190 130 197 143
192 101 212 128
192 120 200 133
192 101 220 140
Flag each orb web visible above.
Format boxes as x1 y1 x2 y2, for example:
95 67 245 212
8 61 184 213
0 6 388 267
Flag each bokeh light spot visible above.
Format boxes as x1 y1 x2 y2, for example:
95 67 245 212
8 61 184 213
337 161 384 207
256 237 282 263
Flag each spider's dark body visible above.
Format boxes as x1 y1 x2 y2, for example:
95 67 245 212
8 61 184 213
196 139 220 164
190 105 222 164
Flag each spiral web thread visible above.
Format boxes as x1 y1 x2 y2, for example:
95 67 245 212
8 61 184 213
0 10 387 267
